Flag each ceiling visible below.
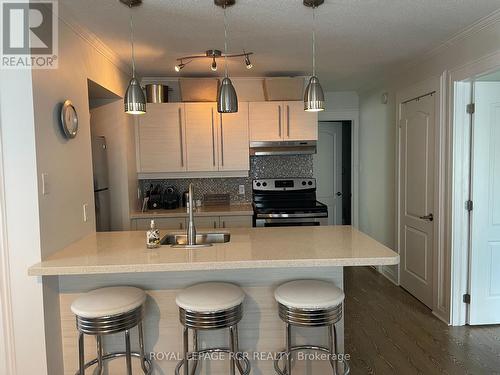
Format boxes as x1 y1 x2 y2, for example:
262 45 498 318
60 0 500 90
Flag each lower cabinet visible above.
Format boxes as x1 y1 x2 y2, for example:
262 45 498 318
131 217 186 231
220 216 253 228
131 215 252 231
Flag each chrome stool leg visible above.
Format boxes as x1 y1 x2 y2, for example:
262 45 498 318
183 326 189 375
191 330 199 375
229 326 236 375
286 323 292 375
138 322 149 374
96 335 104 375
329 324 338 374
125 330 132 375
78 332 85 375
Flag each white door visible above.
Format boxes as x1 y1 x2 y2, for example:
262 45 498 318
218 102 250 171
399 94 435 308
137 103 186 173
314 122 343 225
249 102 283 141
184 103 219 172
284 101 318 141
469 81 500 325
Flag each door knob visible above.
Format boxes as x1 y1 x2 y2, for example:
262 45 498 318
336 192 342 197
419 213 434 222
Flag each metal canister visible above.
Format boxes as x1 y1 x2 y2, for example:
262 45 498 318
145 84 169 103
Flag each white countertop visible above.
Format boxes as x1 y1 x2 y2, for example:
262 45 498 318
130 204 253 219
28 226 399 276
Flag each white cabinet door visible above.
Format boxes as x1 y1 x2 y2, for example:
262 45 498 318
132 217 186 230
218 103 249 171
220 215 252 228
284 101 318 141
185 103 219 172
249 102 283 142
194 216 220 229
137 103 186 172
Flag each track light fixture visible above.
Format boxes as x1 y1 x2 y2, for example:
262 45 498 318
244 53 253 69
211 56 218 71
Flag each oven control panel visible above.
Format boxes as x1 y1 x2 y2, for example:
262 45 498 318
253 178 316 191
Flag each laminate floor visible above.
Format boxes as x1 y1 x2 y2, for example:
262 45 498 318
344 267 500 375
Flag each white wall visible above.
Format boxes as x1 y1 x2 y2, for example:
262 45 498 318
357 11 500 318
90 101 137 230
358 90 396 249
0 67 48 374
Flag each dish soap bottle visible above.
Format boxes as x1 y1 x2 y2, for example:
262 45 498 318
146 219 160 249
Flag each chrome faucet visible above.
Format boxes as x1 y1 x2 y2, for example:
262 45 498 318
187 183 196 246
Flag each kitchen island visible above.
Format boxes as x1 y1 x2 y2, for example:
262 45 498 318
29 226 398 374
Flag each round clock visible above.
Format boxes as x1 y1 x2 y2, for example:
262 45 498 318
60 100 78 139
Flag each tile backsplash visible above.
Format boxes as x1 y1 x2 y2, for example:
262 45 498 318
140 155 314 204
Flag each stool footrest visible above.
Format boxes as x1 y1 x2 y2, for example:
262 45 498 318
74 351 152 375
274 345 350 375
175 347 251 375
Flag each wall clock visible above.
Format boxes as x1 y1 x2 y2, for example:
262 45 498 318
60 100 78 139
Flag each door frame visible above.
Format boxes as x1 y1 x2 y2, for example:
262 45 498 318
395 73 449 322
449 50 500 326
318 110 359 228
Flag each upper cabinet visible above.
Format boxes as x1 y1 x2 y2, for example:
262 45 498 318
137 103 186 173
249 101 317 142
136 102 249 176
184 103 219 172
218 103 250 171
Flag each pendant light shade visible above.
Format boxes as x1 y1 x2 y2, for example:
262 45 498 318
304 76 324 112
217 77 238 113
216 1 238 113
124 8 146 115
304 1 325 112
125 77 146 114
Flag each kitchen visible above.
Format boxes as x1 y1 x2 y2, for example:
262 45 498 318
1 1 500 375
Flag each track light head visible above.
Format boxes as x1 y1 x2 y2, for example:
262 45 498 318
175 62 185 72
211 57 218 71
244 54 253 69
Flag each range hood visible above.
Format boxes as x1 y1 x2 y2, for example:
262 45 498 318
250 141 317 156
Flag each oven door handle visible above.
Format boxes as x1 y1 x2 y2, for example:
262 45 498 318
256 212 328 219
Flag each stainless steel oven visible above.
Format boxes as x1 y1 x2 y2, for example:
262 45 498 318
252 178 328 227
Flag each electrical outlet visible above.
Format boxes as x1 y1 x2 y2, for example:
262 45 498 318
83 203 89 222
238 185 245 195
41 173 49 195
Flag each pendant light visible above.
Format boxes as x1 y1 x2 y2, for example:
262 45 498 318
216 0 238 114
124 4 146 115
303 0 325 112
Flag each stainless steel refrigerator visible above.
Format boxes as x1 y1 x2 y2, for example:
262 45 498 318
91 136 111 231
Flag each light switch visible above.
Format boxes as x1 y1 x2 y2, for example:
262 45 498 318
238 185 245 195
41 173 49 195
83 203 89 222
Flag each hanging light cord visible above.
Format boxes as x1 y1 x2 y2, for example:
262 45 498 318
129 10 136 78
224 6 228 78
312 5 316 77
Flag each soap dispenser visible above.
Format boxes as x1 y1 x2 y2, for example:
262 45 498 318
146 219 160 249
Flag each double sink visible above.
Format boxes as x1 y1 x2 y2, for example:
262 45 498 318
160 232 231 248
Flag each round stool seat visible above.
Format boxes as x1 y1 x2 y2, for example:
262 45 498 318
71 286 147 318
176 282 245 312
275 280 344 310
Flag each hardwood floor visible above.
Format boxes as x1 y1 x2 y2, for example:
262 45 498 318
344 267 500 375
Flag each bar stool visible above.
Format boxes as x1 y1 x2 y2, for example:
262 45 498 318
174 282 251 375
70 286 152 375
273 280 350 375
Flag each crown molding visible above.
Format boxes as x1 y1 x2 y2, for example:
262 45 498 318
358 8 500 93
57 3 131 76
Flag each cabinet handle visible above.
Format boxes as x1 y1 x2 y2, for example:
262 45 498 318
220 115 224 167
287 105 290 137
178 107 184 167
222 221 226 229
211 108 216 166
179 222 184 230
278 105 282 138
213 221 217 229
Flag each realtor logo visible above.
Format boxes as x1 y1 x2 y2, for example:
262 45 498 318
1 0 58 69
